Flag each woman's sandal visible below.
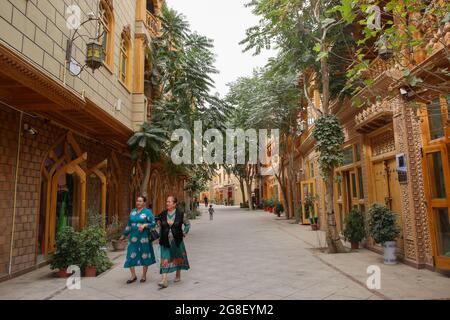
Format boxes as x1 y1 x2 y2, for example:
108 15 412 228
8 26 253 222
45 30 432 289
174 277 181 283
158 280 168 288
140 278 146 283
126 277 137 284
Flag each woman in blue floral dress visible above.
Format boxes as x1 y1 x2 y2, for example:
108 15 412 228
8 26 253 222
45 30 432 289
120 196 156 284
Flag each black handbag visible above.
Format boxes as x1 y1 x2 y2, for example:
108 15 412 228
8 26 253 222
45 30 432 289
149 228 160 242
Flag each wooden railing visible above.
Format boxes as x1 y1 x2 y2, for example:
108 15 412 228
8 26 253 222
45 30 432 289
146 10 159 36
361 56 394 80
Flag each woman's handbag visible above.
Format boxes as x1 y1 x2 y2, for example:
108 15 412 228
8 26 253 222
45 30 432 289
149 228 160 242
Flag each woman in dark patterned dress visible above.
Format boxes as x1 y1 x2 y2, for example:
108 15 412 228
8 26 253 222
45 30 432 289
158 196 190 288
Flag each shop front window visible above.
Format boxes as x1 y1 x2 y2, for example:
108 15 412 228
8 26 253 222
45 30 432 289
427 152 446 199
434 208 450 257
358 167 364 199
343 147 354 165
351 172 357 198
427 99 444 140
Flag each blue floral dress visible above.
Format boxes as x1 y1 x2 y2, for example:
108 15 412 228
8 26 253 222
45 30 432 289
123 208 156 268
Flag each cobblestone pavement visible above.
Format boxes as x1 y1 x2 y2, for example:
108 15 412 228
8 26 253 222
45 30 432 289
1 205 449 300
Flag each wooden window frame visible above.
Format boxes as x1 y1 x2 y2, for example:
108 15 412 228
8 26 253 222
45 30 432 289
99 0 115 72
119 26 132 91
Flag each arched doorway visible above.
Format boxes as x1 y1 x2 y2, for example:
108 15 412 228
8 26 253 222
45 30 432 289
38 132 87 257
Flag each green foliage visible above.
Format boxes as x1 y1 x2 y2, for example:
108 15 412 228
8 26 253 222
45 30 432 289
50 224 112 274
187 209 201 220
312 114 345 177
339 0 450 96
79 225 109 269
368 204 400 244
274 201 284 214
240 202 250 208
304 194 316 219
127 123 167 162
241 0 357 99
49 226 81 270
343 209 366 243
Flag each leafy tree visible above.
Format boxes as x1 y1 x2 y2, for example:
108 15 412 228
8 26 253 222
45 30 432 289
127 123 167 197
130 5 227 199
241 0 355 252
336 0 450 103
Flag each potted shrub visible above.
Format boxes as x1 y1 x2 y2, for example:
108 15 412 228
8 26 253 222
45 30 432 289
107 216 126 251
49 226 81 278
343 209 366 249
80 225 109 277
274 201 284 217
305 195 318 230
368 204 401 264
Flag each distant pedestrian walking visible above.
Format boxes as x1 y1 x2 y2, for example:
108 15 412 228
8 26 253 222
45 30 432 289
204 196 208 207
208 204 214 220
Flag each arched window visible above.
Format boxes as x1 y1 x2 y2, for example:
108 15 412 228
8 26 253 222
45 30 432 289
99 0 114 71
119 26 132 89
38 132 87 256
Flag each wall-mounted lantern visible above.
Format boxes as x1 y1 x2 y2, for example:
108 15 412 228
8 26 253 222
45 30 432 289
65 10 106 77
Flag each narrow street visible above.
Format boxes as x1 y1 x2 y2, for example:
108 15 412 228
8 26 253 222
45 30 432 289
1 206 449 300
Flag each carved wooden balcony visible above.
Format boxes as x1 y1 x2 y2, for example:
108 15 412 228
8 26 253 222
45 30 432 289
355 100 393 133
146 10 159 37
361 56 395 81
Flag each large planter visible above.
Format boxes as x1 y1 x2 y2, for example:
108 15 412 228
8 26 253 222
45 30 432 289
111 239 127 251
56 268 71 278
383 241 397 265
351 242 359 250
84 266 97 277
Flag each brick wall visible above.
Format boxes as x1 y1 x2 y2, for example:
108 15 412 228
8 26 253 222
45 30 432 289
0 107 20 275
0 105 133 276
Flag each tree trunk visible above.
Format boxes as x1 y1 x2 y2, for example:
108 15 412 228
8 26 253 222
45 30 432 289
288 152 300 223
140 159 151 197
324 169 347 253
245 181 253 210
239 179 246 205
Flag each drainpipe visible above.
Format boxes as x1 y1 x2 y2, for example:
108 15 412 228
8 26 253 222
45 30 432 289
8 111 23 275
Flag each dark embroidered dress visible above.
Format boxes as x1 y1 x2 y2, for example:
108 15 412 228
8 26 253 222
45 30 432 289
159 209 190 274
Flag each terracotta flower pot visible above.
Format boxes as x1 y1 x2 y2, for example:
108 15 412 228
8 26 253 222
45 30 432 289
84 266 97 277
111 239 127 251
351 242 359 250
56 268 71 278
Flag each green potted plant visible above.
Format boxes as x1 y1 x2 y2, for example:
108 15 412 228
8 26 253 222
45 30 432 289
274 201 284 217
49 226 81 278
267 199 275 213
343 209 366 249
368 204 401 264
107 216 126 251
80 225 109 277
304 195 318 230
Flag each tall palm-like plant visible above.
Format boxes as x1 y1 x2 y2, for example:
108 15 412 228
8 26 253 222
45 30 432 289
127 122 167 197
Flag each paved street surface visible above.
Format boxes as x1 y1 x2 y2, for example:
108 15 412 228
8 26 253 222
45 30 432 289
1 206 450 300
